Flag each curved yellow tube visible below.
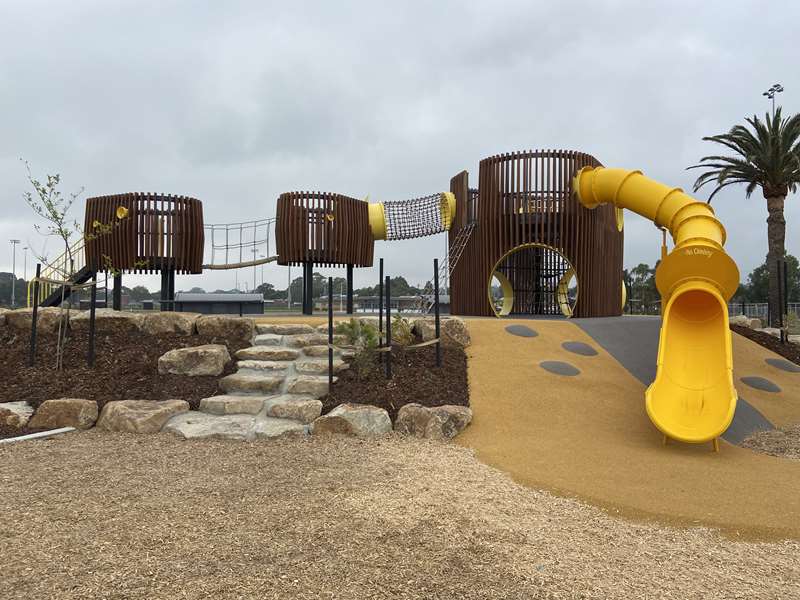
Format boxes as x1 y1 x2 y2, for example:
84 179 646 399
574 167 740 445
368 203 387 240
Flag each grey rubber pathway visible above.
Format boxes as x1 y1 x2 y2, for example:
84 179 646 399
572 316 774 444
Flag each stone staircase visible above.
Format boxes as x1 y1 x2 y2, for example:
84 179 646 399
163 323 352 441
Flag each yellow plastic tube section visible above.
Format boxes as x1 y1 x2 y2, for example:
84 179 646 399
368 192 456 241
573 167 740 444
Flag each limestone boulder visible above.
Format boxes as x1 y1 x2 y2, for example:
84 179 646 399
28 398 98 430
395 403 472 440
219 373 283 395
295 358 348 375
263 395 322 424
235 346 300 361
412 317 470 347
254 417 308 439
70 308 144 332
141 312 199 336
749 318 763 329
314 403 391 438
196 315 254 343
310 415 354 436
0 401 34 429
157 344 231 376
96 400 189 434
0 308 9 328
287 375 334 397
284 333 330 348
271 323 314 335
4 307 67 335
199 395 266 415
163 412 256 441
729 314 750 327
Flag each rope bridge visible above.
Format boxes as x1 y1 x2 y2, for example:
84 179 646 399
202 217 279 270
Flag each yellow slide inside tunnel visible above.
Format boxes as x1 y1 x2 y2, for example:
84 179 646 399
573 167 740 445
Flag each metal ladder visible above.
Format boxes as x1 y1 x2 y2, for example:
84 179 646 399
415 222 475 314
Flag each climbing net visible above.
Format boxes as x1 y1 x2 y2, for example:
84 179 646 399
384 192 453 241
203 218 277 270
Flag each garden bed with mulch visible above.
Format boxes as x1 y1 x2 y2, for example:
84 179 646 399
320 343 469 421
0 327 247 439
731 324 800 365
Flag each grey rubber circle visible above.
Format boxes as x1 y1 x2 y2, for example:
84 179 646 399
540 360 580 376
740 376 781 393
765 358 800 373
506 324 538 338
561 341 598 356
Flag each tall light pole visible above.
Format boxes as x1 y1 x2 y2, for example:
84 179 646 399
763 83 784 117
10 239 20 308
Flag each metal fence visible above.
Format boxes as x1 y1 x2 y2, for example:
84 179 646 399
727 302 800 320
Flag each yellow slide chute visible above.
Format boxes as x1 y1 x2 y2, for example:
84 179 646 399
574 167 740 446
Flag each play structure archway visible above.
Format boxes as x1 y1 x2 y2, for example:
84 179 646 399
488 243 577 317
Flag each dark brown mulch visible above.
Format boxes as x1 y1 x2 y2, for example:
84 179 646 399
321 344 469 421
0 327 247 439
731 324 800 365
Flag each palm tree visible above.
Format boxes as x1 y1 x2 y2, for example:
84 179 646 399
688 107 800 326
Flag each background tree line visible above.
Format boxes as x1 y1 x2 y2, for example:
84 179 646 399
624 254 800 312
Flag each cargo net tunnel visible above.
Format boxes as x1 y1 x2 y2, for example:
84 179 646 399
276 190 456 314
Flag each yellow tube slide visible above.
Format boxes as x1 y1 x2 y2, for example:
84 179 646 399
573 167 740 444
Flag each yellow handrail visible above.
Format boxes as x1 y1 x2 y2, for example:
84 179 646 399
27 237 86 307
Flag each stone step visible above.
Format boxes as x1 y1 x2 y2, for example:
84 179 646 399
287 375 336 397
284 333 330 348
163 412 257 441
199 395 269 415
254 333 283 346
257 323 314 335
236 360 290 373
295 358 349 375
254 417 308 439
219 373 283 395
302 345 337 357
235 346 300 361
263 394 323 424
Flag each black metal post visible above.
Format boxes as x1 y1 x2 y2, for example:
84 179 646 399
303 262 313 315
328 276 334 391
346 264 354 315
168 269 176 312
160 270 169 312
434 258 441 367
378 258 384 361
385 275 392 379
113 273 122 311
88 272 98 367
28 263 41 367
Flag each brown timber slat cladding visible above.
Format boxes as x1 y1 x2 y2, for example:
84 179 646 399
84 193 204 274
449 150 624 318
276 191 373 267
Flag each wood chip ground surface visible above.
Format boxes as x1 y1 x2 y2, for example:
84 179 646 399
1 432 798 599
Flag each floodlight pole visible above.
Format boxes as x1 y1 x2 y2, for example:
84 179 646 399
10 239 20 308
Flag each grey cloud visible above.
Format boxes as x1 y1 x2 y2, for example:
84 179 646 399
1 0 797 293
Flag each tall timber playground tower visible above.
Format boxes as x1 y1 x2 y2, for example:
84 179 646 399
448 150 625 317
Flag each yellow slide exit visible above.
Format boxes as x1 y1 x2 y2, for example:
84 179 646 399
573 167 740 445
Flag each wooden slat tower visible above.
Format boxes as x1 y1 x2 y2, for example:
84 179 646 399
448 150 624 318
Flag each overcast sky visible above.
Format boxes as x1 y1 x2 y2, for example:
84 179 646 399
1 0 797 294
